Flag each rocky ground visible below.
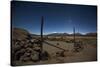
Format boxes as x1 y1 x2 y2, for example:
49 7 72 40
11 39 97 66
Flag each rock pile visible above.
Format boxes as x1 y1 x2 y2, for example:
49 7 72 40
12 39 50 63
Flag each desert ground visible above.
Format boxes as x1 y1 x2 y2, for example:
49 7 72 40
11 35 97 66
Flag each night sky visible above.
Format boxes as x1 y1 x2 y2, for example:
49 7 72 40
11 1 97 35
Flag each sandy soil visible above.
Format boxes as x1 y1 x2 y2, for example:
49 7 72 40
13 40 97 66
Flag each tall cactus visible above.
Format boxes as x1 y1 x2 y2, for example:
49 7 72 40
73 27 76 46
40 16 44 51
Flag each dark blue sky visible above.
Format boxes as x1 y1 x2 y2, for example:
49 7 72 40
11 1 97 35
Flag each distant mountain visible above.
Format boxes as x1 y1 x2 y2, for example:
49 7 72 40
85 32 97 36
70 33 83 36
47 33 69 36
12 28 97 39
47 32 97 36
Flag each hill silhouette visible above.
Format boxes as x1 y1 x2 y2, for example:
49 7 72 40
12 28 97 39
12 28 30 40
